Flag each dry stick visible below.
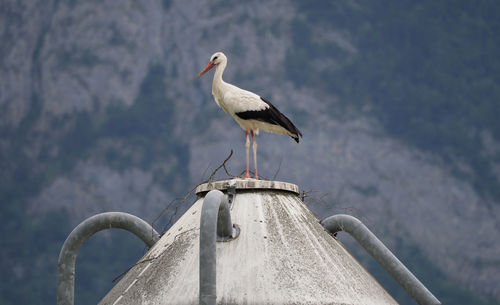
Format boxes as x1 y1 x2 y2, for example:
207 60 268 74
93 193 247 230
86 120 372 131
113 150 240 283
238 169 247 177
153 149 236 233
113 186 198 283
200 163 211 182
159 149 241 234
272 157 283 180
152 196 185 230
301 189 369 224
160 184 198 233
222 158 235 177
205 149 236 182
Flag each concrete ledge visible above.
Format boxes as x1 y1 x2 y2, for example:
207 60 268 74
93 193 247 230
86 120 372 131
196 179 299 196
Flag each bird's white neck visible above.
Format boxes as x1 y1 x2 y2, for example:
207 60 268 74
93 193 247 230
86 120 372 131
212 60 227 89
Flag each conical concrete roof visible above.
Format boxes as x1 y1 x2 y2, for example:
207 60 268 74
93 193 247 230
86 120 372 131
99 179 397 305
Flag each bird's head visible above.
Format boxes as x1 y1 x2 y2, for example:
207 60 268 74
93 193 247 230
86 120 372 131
198 52 226 78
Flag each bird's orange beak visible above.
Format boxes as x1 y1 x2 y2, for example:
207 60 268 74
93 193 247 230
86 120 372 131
197 61 215 78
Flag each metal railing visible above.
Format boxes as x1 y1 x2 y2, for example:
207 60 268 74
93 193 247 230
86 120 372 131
321 214 441 305
199 190 239 305
57 212 160 305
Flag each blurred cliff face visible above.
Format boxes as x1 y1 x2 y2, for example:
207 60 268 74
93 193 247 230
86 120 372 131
1 1 499 304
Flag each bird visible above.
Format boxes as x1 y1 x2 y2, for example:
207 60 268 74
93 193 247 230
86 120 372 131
198 52 302 179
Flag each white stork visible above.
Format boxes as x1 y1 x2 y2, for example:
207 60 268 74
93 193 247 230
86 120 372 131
198 52 302 179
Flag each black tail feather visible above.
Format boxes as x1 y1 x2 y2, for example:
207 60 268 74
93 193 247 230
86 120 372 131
261 97 302 142
235 97 302 142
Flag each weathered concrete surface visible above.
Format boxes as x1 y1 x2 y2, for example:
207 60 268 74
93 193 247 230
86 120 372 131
99 179 397 305
195 178 300 195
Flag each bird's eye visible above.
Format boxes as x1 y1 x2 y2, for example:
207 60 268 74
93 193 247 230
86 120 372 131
213 56 218 61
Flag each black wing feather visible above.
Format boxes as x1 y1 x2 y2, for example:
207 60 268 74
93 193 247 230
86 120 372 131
235 97 302 143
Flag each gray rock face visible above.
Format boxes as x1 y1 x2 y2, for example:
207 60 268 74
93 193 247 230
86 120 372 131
1 0 499 302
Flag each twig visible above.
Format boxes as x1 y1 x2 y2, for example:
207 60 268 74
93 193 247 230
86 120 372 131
222 159 234 177
272 157 283 180
205 149 236 182
113 149 250 283
200 163 211 182
159 184 198 233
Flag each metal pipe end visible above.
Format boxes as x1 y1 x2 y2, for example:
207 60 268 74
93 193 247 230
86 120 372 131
217 224 240 242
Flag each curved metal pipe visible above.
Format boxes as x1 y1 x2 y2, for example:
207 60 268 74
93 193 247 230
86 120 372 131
57 212 160 305
199 190 234 305
321 214 441 305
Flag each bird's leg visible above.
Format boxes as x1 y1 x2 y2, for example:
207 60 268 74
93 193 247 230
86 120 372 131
251 130 258 179
244 130 250 178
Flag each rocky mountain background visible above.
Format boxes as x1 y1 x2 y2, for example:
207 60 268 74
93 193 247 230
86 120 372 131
1 1 499 304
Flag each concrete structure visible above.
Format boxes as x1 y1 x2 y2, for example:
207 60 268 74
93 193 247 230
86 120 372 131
98 179 398 304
